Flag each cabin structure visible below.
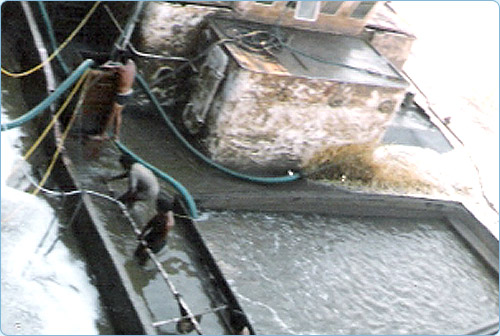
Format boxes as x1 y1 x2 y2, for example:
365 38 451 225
139 1 415 170
231 1 381 36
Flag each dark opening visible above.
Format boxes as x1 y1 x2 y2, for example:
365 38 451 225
350 1 375 19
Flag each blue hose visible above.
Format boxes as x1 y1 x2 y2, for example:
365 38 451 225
31 4 199 219
114 140 198 219
36 1 71 76
135 74 303 184
1 59 94 132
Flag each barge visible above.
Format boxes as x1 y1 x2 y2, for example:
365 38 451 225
2 1 498 334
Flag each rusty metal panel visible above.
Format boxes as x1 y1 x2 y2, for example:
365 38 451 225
224 44 289 75
79 70 116 134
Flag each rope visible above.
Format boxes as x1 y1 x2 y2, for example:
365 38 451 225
142 246 203 334
1 1 100 78
16 166 204 333
6 8 207 331
1 59 94 131
152 305 228 328
23 68 89 160
33 69 92 196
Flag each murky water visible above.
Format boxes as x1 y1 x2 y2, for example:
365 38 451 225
196 211 499 335
62 136 229 335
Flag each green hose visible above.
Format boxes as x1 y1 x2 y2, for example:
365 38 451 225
1 59 94 132
135 73 303 184
36 1 71 76
114 140 198 219
31 3 199 219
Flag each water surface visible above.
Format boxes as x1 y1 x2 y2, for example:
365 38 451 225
197 211 499 334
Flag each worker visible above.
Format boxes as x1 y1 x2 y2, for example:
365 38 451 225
89 56 136 141
134 192 175 266
109 154 160 208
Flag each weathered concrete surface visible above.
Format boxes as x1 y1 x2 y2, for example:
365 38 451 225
137 1 221 83
139 2 217 57
138 5 412 170
206 66 405 169
193 18 408 169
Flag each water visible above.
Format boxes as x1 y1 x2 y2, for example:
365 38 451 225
2 2 498 335
61 136 229 335
1 40 108 334
197 211 499 335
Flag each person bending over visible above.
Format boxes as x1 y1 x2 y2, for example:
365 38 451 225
109 154 159 208
134 192 175 266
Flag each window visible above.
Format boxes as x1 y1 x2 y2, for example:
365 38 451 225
294 1 321 21
321 1 343 15
350 1 375 19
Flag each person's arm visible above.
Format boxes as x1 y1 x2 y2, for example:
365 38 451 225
166 210 175 231
138 218 155 240
107 171 128 181
137 214 161 240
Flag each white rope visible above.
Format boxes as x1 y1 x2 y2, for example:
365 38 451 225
21 168 204 333
152 305 228 328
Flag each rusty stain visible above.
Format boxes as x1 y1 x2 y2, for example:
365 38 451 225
225 44 289 75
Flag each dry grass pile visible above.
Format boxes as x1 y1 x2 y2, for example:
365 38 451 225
302 142 434 192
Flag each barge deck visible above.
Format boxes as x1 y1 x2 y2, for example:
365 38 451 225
4 1 498 334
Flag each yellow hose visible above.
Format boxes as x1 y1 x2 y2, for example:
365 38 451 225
1 1 101 78
33 69 92 196
23 70 90 161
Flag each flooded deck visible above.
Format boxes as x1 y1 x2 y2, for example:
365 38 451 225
63 135 240 335
3 1 497 334
62 101 498 334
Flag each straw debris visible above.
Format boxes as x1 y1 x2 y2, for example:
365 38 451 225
301 142 434 193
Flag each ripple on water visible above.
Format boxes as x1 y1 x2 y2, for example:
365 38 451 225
197 211 499 335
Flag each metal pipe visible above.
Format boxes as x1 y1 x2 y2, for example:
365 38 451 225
110 2 145 60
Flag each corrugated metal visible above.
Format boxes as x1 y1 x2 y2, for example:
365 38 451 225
80 70 116 134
